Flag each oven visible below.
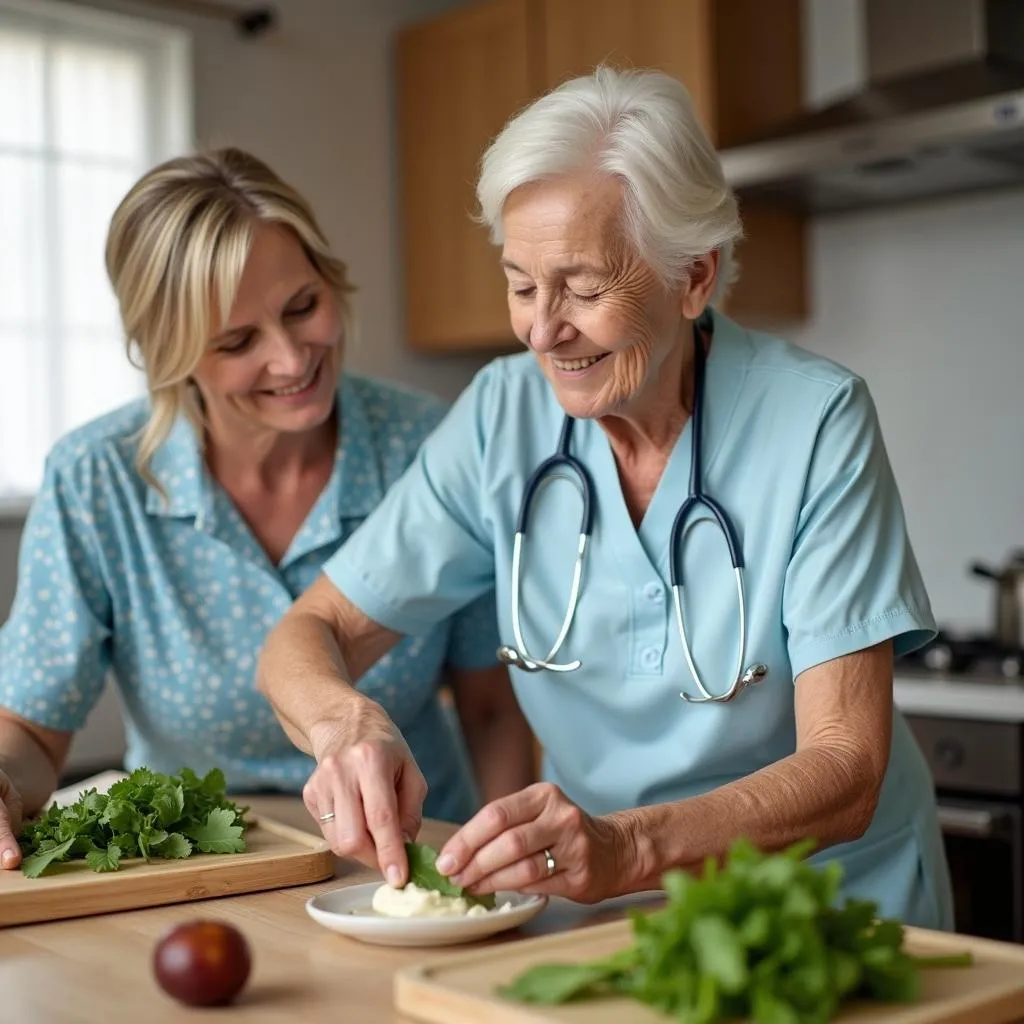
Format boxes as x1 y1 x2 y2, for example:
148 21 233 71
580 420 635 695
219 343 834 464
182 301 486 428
905 714 1024 943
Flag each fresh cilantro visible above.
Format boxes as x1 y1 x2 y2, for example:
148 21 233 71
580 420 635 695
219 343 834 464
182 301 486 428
17 767 250 877
404 841 496 910
85 844 122 873
159 833 193 859
186 807 246 854
500 837 973 1022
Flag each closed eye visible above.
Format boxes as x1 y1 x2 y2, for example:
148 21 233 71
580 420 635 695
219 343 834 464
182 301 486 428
217 332 255 354
285 294 318 318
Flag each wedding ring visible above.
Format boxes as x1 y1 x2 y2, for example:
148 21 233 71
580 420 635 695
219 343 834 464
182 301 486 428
543 848 556 876
318 811 336 824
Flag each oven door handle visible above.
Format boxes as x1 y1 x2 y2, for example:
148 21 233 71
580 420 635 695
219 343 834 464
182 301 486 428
936 804 1010 838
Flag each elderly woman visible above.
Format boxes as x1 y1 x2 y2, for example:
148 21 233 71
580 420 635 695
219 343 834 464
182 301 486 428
256 69 953 927
0 148 535 871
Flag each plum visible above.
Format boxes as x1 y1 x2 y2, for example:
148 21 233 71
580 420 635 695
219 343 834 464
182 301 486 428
153 919 252 1007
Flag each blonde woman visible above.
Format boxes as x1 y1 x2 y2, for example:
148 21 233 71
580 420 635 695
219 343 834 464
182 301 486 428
0 148 534 872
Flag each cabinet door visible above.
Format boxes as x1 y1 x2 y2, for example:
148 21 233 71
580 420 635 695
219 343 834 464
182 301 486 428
542 0 716 134
396 0 540 352
541 0 807 326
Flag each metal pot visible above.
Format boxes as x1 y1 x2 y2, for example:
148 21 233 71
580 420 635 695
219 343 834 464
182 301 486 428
971 550 1024 648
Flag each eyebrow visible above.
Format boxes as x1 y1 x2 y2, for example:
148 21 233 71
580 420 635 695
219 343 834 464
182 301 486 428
212 283 316 344
499 258 605 277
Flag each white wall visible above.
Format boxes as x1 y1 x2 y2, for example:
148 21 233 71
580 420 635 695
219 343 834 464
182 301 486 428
791 0 1024 634
1 0 494 774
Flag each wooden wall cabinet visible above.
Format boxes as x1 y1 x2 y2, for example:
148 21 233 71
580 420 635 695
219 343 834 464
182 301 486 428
396 0 807 353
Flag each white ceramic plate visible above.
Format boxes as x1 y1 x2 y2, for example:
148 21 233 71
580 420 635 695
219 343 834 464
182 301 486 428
305 882 548 948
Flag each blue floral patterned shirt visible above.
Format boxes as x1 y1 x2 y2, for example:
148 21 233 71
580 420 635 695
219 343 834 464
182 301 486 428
0 373 501 823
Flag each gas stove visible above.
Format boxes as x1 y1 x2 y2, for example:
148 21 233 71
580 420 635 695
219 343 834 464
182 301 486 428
898 629 1024 680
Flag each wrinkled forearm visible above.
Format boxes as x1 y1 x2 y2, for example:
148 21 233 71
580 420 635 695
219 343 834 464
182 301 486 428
256 610 377 758
612 744 884 894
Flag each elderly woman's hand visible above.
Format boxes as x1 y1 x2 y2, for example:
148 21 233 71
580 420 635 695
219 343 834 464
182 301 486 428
433 782 634 904
302 705 427 888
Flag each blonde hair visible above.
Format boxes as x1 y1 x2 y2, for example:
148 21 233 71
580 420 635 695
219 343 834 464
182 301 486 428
477 66 743 302
105 147 355 493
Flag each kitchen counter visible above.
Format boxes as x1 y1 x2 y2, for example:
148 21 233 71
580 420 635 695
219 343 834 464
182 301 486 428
895 673 1024 722
0 796 657 1022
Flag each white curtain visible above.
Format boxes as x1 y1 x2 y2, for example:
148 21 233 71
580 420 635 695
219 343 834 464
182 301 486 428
0 0 191 497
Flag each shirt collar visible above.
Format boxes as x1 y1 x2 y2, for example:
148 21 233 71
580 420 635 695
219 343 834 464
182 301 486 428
145 375 386 553
282 374 385 564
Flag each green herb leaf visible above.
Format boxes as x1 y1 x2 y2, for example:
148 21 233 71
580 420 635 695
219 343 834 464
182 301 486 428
138 827 169 861
151 784 184 827
20 837 76 878
499 837 975 1020
404 841 495 910
85 844 122 873
157 832 193 859
17 766 249 876
499 962 624 1004
690 915 747 994
185 808 246 854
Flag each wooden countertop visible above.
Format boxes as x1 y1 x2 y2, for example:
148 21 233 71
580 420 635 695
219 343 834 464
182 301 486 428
0 796 657 1022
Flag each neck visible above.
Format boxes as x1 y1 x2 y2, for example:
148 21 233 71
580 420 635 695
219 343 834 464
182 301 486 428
599 326 697 459
204 408 337 492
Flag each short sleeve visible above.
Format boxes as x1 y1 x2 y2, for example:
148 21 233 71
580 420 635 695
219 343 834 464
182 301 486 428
323 366 498 635
0 456 113 730
444 588 501 670
783 377 936 678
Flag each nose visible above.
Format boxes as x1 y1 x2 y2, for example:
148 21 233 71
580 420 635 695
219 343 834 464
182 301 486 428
529 298 577 352
264 325 309 376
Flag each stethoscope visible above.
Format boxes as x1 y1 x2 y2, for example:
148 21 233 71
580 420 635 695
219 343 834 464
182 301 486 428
496 309 769 703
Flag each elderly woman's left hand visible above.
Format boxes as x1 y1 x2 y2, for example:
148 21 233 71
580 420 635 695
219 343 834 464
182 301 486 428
434 782 632 904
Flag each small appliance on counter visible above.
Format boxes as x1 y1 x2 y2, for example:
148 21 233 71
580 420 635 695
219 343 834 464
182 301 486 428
897 550 1024 681
898 629 1024 680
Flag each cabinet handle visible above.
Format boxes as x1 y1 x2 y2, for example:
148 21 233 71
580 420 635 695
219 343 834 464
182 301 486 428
936 805 1008 839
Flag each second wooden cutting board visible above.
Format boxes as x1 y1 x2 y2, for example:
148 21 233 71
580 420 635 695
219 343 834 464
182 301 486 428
395 918 1024 1024
0 815 334 927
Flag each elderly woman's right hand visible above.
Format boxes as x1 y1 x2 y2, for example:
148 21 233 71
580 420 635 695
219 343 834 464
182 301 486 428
0 767 24 869
302 704 428 888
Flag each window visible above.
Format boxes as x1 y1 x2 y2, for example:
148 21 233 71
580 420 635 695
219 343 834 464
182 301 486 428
0 0 191 499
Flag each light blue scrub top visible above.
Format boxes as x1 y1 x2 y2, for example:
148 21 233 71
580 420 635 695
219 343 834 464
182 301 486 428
0 373 501 824
324 311 955 929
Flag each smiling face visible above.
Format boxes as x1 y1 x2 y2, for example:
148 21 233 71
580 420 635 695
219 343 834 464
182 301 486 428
191 222 343 439
501 173 705 422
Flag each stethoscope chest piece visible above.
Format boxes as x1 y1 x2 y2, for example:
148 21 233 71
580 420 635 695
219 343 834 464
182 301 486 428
680 662 769 704
741 664 769 687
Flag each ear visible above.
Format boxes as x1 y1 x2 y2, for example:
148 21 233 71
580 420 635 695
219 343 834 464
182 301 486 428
679 251 719 320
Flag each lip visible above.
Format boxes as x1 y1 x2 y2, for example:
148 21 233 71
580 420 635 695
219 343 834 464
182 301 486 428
260 357 325 403
549 352 610 378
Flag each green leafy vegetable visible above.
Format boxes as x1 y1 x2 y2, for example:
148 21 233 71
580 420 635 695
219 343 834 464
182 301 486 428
500 838 973 1023
404 841 496 910
18 767 250 878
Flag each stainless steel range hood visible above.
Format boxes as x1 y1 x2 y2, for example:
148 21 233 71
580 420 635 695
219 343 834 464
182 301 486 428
720 0 1024 214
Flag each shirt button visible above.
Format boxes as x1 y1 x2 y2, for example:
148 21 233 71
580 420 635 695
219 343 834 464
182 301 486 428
643 582 665 603
641 646 660 669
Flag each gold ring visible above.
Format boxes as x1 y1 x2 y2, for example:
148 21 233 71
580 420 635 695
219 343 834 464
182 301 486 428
543 848 556 876
318 811 336 824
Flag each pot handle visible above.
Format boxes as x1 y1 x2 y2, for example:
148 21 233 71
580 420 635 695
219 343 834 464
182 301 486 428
971 562 1001 581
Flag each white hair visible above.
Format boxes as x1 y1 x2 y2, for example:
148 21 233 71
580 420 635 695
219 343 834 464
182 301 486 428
476 65 743 302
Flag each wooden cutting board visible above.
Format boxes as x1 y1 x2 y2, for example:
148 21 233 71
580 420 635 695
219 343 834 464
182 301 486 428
0 815 334 927
395 918 1024 1024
